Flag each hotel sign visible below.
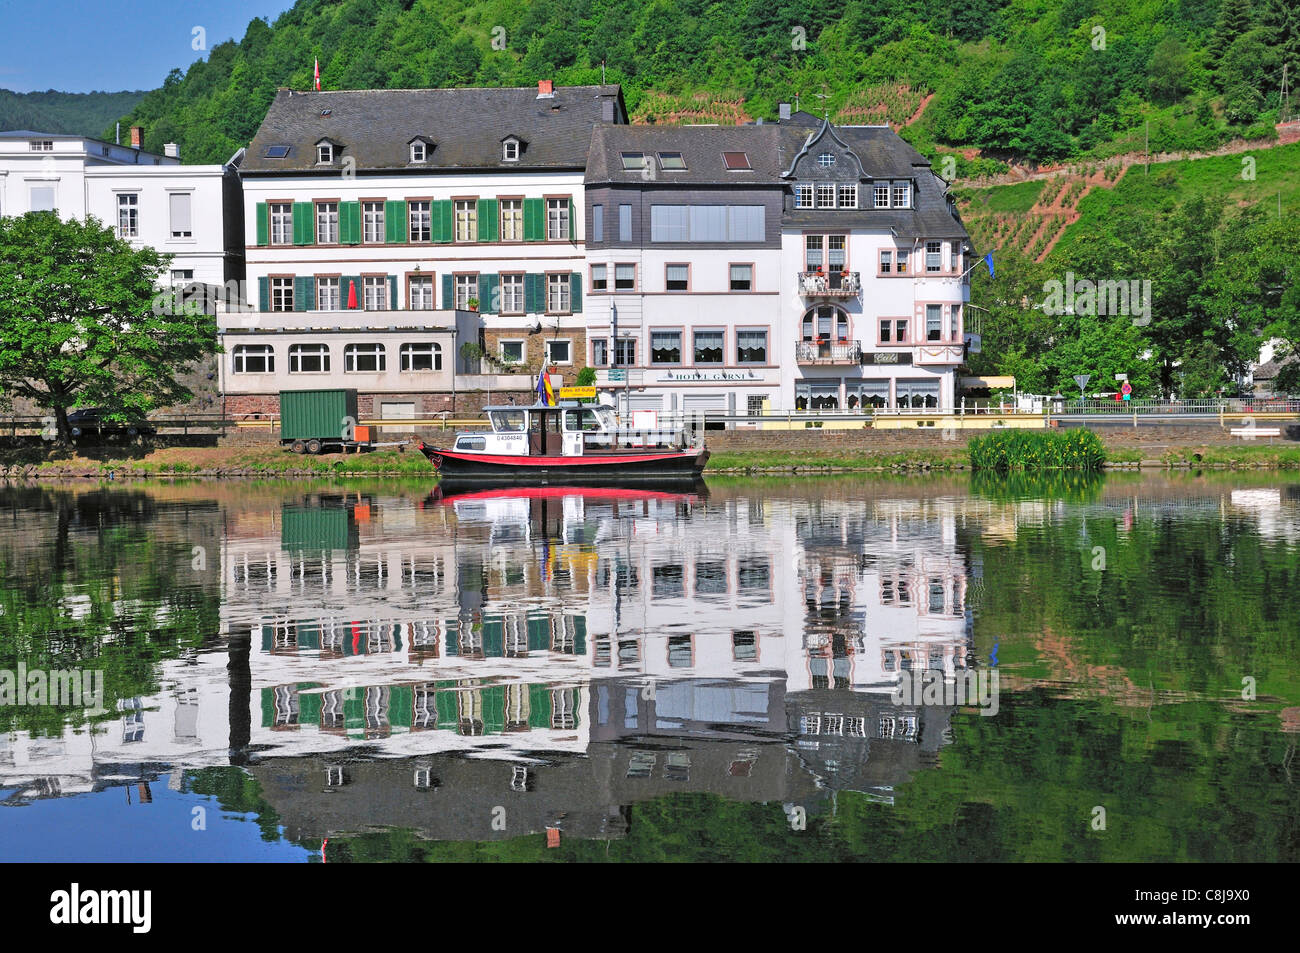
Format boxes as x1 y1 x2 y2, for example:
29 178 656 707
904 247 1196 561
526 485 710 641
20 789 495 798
656 369 763 383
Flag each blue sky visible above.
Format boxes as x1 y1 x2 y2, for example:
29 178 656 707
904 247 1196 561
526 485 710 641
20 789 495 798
0 0 296 93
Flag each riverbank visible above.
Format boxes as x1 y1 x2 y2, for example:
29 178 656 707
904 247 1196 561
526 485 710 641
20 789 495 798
2 437 1299 478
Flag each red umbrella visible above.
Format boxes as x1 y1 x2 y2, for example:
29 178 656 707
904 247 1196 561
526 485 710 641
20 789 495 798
346 278 357 309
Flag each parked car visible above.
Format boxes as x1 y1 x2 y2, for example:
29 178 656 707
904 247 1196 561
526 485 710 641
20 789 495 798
67 408 156 439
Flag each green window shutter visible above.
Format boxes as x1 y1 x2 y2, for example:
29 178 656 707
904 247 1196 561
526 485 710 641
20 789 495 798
385 200 406 243
292 202 314 245
479 273 499 313
525 273 542 314
388 275 398 311
567 197 575 240
432 200 452 243
523 198 544 241
442 274 454 309
255 202 269 246
570 272 582 314
477 198 498 242
339 201 361 244
258 276 269 312
293 276 314 311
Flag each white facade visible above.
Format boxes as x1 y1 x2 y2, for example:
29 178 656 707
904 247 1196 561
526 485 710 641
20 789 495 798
0 131 237 294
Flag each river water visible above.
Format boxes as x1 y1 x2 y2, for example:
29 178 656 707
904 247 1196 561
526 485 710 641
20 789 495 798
1 473 1297 862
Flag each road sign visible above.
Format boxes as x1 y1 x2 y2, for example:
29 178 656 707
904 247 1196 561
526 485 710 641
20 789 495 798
1074 374 1091 390
1115 373 1128 381
607 369 627 382
1121 380 1133 400
559 386 596 400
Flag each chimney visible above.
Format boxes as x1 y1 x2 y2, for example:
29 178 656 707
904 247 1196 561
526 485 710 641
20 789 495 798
537 79 554 98
779 103 791 121
130 125 143 149
164 142 180 159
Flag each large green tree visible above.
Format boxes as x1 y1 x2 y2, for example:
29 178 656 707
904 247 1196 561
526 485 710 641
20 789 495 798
0 212 218 442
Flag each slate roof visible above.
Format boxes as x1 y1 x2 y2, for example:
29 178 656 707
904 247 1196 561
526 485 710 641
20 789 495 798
242 85 625 174
778 115 968 240
585 124 786 185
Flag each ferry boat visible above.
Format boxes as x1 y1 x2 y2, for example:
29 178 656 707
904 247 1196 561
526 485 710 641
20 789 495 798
417 401 710 487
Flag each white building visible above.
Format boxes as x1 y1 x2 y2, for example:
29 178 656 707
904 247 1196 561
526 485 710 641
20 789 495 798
0 127 242 298
228 82 627 420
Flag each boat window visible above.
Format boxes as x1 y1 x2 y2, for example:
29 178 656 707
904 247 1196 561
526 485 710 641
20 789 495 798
489 410 526 432
564 408 605 432
456 436 486 451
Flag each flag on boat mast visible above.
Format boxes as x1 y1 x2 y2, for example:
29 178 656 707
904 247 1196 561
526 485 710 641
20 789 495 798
536 367 556 406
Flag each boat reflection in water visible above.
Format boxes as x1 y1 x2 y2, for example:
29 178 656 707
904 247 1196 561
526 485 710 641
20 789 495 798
3 483 974 844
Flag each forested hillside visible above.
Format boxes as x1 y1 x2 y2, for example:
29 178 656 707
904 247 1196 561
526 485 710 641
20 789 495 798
0 89 145 137
113 0 1298 172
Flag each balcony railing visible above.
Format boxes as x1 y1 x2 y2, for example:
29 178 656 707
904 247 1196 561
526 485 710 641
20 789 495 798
798 271 861 297
796 340 862 364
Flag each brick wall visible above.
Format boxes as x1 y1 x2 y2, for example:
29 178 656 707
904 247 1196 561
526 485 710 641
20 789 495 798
480 328 588 375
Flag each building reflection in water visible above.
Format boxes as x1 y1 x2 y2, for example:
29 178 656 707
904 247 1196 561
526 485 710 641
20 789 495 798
3 485 975 837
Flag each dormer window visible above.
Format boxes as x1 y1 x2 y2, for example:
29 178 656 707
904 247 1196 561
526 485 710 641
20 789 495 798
817 151 835 168
410 141 426 162
503 137 521 161
30 140 54 152
316 142 334 164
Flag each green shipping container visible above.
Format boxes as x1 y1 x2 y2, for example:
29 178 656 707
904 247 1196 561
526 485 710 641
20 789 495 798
279 389 358 440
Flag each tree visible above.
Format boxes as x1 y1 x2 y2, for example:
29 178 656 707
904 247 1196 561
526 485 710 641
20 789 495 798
0 212 218 443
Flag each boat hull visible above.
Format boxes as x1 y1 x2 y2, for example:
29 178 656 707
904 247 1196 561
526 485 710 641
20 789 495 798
417 443 709 487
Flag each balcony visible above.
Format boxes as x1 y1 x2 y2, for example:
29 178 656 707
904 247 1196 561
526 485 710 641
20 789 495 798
798 271 861 298
797 340 862 365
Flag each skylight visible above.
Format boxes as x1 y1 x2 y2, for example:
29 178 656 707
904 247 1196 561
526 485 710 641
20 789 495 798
620 152 646 170
658 152 686 170
264 145 290 158
722 151 751 170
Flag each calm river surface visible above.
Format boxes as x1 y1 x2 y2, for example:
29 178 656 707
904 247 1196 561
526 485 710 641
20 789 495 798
2 473 1298 862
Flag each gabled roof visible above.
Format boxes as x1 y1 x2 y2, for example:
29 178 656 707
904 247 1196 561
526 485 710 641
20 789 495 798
243 85 625 174
585 124 785 185
781 116 867 179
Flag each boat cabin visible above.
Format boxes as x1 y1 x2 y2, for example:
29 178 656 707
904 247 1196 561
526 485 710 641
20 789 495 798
452 402 641 458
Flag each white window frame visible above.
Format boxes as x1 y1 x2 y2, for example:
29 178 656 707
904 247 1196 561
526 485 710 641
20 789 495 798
817 151 835 168
838 184 857 208
270 202 292 244
409 200 431 242
892 182 910 208
362 201 384 243
498 339 525 364
410 141 426 162
317 143 333 164
454 274 476 310
363 276 388 311
317 276 341 311
316 201 339 244
499 199 523 241
117 193 138 238
815 183 836 208
232 344 274 374
288 343 330 373
499 273 524 314
400 342 441 372
546 273 571 313
453 200 476 242
409 275 433 310
545 339 573 366
503 138 520 161
874 184 890 208
546 198 570 241
168 191 193 239
344 342 386 373
270 277 294 312
794 184 814 209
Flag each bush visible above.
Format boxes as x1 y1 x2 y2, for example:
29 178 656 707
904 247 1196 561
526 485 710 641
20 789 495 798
968 428 1105 471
